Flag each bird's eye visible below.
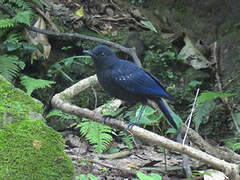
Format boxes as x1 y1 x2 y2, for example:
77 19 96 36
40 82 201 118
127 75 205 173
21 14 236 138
100 52 105 56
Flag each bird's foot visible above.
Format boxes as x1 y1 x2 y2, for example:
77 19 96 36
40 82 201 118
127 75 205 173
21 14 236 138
102 115 115 124
125 122 138 130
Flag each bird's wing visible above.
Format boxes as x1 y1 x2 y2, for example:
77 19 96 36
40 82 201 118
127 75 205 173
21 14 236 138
112 63 172 99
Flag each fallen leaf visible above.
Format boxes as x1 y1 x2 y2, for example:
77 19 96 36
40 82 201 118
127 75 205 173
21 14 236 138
201 169 229 180
179 35 210 69
140 20 158 33
33 140 42 149
74 7 84 18
126 163 140 170
25 17 51 60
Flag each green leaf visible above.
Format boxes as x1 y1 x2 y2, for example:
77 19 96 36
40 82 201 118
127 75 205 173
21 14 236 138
14 10 32 26
166 128 177 134
6 41 21 51
197 91 236 103
136 171 153 180
107 148 120 154
46 109 78 120
150 173 162 180
233 143 240 152
171 112 182 130
140 20 157 33
79 120 113 153
88 173 100 180
0 55 23 81
0 19 15 28
76 174 88 180
118 131 134 149
193 100 216 132
136 171 162 180
22 43 37 53
20 75 55 95
188 80 202 87
133 105 160 125
234 113 240 126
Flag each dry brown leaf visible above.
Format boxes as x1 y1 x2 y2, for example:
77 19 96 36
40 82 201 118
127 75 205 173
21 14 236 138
126 163 139 170
179 35 210 69
25 17 51 60
33 140 42 150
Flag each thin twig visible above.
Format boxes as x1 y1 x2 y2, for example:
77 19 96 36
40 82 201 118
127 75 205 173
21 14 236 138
70 156 137 176
183 88 200 145
0 4 143 68
91 85 98 109
34 6 60 33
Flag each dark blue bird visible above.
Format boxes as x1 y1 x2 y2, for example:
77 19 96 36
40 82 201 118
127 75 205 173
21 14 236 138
83 45 177 129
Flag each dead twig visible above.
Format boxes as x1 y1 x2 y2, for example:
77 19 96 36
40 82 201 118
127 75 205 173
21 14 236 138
0 4 142 68
70 156 137 176
91 150 131 159
34 6 60 33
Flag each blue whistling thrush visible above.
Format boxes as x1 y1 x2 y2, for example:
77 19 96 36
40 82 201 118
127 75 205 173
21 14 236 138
83 45 177 129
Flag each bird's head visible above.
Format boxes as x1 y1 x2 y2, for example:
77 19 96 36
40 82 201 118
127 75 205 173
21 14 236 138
83 45 117 69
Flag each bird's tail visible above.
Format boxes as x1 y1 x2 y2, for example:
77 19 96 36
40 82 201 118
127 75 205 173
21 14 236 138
156 98 178 129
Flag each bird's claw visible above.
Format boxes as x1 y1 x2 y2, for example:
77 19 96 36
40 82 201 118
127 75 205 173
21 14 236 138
102 115 114 124
125 122 138 130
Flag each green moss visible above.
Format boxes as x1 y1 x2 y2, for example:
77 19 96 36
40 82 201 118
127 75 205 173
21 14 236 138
0 76 74 179
0 76 43 126
0 120 74 180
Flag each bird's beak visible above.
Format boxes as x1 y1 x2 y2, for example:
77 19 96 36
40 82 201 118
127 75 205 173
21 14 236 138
83 50 95 57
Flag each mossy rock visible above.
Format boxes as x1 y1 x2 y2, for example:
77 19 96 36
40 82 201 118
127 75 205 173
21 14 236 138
0 120 74 180
0 76 74 179
0 75 43 127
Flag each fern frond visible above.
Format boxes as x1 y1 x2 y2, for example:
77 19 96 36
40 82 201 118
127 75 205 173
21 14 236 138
0 19 15 28
20 75 55 95
118 131 134 149
6 32 25 42
197 91 236 103
193 100 216 132
78 119 113 153
0 55 23 81
46 109 78 120
14 10 32 26
9 0 32 10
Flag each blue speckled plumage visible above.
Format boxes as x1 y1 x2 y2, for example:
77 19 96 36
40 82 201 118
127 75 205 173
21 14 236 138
83 45 177 129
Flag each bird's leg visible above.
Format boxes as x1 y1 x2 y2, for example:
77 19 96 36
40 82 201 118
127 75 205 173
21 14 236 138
126 104 146 130
102 104 135 124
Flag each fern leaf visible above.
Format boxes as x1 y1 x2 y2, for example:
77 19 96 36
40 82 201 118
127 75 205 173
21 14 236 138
0 55 23 81
193 100 216 132
118 131 134 149
46 109 78 120
9 0 31 10
78 119 113 153
0 19 15 29
197 91 236 103
20 75 55 95
14 10 32 26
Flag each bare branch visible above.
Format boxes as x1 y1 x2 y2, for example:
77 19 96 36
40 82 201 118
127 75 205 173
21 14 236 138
0 4 142 67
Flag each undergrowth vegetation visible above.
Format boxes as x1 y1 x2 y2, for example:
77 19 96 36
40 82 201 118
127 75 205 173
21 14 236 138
1 1 240 179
